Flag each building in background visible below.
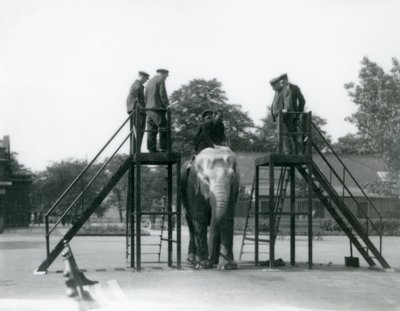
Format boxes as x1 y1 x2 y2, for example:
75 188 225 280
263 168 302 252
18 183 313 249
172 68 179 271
0 136 33 232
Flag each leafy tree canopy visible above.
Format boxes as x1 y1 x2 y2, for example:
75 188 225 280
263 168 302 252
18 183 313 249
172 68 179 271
332 133 373 155
9 152 31 175
31 155 168 221
169 79 259 155
344 57 400 174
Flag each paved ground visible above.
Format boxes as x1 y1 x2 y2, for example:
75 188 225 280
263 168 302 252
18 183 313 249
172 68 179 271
1 226 400 310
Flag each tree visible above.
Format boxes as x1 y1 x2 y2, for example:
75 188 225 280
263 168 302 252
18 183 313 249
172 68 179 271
31 154 169 223
311 114 332 151
332 133 373 155
169 79 259 155
9 152 31 175
253 112 278 152
345 57 400 175
32 159 110 219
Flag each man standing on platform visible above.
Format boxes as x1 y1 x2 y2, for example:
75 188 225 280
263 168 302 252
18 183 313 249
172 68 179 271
126 71 150 151
270 73 306 154
145 69 170 152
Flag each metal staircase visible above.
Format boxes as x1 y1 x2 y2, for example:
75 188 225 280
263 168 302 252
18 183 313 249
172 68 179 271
299 122 391 269
37 105 182 273
250 111 391 270
37 114 134 272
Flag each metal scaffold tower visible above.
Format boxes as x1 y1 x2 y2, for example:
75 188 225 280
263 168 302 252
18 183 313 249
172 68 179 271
126 107 181 271
240 111 391 271
36 105 181 273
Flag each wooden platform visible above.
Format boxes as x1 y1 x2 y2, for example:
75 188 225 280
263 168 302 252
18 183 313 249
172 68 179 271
132 152 181 165
255 153 312 166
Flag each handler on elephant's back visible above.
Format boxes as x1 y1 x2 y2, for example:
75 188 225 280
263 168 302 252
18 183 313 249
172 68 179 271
193 110 216 154
193 109 227 154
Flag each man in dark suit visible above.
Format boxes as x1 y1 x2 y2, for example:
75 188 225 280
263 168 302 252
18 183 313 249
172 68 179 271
193 110 215 154
145 69 170 152
270 74 306 154
210 110 226 145
126 71 149 151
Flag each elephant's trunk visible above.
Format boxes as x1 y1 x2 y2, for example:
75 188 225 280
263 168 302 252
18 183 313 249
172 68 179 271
211 175 232 221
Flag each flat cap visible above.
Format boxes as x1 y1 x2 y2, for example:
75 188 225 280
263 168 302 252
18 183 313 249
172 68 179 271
138 71 150 78
156 69 169 74
269 73 288 86
201 109 213 118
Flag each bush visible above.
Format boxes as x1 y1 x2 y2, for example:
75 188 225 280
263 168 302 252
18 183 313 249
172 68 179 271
234 217 400 236
234 217 270 234
320 218 400 236
77 223 150 236
380 219 400 236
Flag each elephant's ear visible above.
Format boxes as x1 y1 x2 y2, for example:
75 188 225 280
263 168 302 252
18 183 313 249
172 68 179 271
225 153 237 172
190 159 211 200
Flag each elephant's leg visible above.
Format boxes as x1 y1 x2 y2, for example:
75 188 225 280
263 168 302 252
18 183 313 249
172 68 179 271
217 216 237 270
185 213 196 265
192 220 210 269
208 219 221 266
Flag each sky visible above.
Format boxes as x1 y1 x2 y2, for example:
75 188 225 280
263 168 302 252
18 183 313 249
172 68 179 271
1 0 400 171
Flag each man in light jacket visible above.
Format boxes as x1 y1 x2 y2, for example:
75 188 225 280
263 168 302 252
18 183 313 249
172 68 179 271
145 69 170 152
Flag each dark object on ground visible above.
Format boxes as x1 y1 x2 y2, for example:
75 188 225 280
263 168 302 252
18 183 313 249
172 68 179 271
63 241 98 301
345 256 360 268
260 258 286 267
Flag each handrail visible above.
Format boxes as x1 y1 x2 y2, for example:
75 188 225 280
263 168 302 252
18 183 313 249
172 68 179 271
311 123 383 220
310 123 382 236
44 112 134 217
47 130 133 235
44 113 136 257
278 111 312 155
43 102 176 260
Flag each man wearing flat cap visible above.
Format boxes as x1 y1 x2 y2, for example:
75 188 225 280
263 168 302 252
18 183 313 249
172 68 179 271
145 69 170 152
270 73 306 154
126 71 150 151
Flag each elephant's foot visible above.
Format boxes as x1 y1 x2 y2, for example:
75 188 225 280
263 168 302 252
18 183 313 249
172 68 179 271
194 259 211 269
187 253 196 265
217 255 237 270
209 256 219 266
217 261 237 270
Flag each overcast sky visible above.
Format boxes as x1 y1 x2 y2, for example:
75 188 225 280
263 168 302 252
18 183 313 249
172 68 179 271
1 0 400 171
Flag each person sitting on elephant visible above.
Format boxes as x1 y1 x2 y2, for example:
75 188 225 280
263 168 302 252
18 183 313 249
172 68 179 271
193 109 215 154
210 109 226 146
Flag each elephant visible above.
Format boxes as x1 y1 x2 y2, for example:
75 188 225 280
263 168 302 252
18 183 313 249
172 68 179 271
181 146 239 270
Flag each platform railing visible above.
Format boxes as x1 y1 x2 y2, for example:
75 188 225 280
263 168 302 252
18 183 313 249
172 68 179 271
133 106 172 154
277 111 312 155
44 112 136 257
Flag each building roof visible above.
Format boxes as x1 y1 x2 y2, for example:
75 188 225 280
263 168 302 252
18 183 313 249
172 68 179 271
236 152 387 197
